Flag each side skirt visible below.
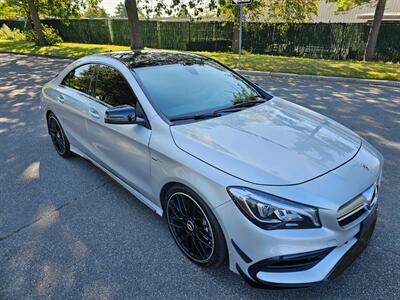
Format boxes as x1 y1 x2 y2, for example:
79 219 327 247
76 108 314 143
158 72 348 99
70 145 163 216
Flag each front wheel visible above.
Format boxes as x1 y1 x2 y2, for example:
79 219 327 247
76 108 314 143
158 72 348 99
165 185 227 267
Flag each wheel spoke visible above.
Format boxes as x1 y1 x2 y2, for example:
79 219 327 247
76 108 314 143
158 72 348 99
196 231 213 249
56 138 65 152
179 194 189 215
192 236 207 258
49 120 57 132
60 142 65 152
177 195 188 216
170 221 185 230
170 217 186 230
169 202 185 218
169 215 185 223
182 232 192 249
55 138 61 149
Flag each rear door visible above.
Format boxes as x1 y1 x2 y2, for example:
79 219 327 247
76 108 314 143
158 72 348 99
84 64 153 200
55 64 96 152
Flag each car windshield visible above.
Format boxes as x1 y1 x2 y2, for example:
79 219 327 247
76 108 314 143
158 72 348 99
133 59 266 120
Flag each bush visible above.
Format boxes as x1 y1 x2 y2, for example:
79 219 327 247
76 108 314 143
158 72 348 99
0 24 25 40
26 24 63 45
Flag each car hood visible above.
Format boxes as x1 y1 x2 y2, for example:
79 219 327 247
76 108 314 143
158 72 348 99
170 97 362 186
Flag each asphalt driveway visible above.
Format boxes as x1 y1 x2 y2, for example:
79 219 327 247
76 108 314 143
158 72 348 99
0 53 399 299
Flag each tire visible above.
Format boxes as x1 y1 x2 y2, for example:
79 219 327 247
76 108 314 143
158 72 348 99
47 113 74 158
165 184 227 267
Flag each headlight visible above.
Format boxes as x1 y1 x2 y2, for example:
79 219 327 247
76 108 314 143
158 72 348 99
227 187 320 230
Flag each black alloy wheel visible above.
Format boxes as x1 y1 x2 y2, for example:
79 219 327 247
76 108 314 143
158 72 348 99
165 185 227 267
47 113 73 157
167 192 215 263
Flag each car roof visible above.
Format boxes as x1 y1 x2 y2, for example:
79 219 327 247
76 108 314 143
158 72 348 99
101 50 210 69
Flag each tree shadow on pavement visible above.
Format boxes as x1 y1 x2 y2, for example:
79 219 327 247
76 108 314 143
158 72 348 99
0 54 399 299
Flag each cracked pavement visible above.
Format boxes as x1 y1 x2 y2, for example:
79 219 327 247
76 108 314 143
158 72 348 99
0 53 399 299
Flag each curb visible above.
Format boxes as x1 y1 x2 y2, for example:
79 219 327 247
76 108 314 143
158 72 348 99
1 51 399 88
0 50 76 60
237 69 400 88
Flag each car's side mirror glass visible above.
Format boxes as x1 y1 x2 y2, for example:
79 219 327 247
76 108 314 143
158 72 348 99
104 105 136 124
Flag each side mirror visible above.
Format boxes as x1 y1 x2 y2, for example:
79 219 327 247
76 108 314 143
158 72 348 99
104 105 136 124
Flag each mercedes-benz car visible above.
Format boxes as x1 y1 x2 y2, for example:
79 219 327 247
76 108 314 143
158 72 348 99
41 50 383 288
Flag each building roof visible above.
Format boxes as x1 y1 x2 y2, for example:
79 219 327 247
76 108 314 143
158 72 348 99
312 0 400 23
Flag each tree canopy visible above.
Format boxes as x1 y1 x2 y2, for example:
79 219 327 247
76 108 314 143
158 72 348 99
217 0 319 24
327 0 377 11
82 3 108 18
0 0 18 18
5 0 103 19
114 2 128 18
135 0 319 22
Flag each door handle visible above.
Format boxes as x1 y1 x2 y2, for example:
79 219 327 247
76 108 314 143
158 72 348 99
89 108 99 119
57 95 65 103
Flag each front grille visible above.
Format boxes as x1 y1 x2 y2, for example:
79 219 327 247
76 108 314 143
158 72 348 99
337 183 378 227
338 207 367 227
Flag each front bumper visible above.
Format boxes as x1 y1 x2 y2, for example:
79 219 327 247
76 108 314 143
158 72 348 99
215 195 378 288
236 208 377 288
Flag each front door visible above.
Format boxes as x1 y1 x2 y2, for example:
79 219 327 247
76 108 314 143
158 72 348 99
85 64 153 200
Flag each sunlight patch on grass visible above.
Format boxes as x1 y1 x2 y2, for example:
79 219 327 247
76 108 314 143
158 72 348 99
198 51 400 81
0 40 399 81
0 40 129 57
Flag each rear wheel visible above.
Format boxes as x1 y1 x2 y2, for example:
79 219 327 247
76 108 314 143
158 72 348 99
165 185 227 267
47 113 73 157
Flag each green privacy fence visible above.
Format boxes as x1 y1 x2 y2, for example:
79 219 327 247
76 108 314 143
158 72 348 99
40 19 232 52
0 19 26 31
243 23 368 60
374 23 400 61
1 18 399 61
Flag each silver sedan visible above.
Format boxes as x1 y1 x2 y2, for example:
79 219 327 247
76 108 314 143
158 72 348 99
41 50 383 288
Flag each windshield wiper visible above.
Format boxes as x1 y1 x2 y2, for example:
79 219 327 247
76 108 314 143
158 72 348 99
170 112 222 122
170 99 266 122
213 99 266 114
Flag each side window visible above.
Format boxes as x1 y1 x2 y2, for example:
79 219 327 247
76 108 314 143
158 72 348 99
62 64 95 94
93 65 137 107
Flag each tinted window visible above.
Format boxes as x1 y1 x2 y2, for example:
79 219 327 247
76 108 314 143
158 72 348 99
134 60 262 118
62 64 95 94
93 65 137 107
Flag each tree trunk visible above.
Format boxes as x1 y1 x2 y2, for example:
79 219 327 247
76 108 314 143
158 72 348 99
125 0 143 50
231 7 240 53
26 0 47 46
25 7 34 30
364 0 386 61
232 26 239 53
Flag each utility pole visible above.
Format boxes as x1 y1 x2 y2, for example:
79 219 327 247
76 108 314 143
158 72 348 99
238 4 243 68
232 0 252 69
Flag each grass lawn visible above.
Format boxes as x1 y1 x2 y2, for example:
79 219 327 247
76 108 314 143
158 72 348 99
202 52 400 81
1 39 399 81
0 39 129 58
